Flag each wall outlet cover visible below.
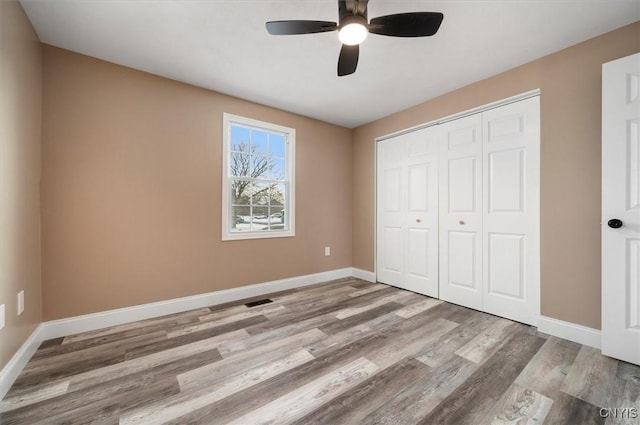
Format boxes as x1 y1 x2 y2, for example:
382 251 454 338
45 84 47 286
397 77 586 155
0 304 4 330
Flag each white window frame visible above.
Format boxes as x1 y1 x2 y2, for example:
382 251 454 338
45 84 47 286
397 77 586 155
221 113 295 241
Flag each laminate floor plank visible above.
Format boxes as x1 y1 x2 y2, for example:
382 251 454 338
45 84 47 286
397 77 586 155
418 330 546 425
119 349 315 425
416 312 496 367
219 312 340 356
307 302 458 359
225 357 379 425
0 381 70 413
454 317 520 364
365 318 459 369
478 382 553 425
124 315 267 360
605 362 640 425
165 331 394 425
543 392 605 425
561 345 619 407
68 329 246 392
177 328 326 392
243 286 401 334
319 302 404 335
362 354 478 425
288 358 430 425
348 283 388 297
515 336 581 399
394 297 443 318
3 279 633 425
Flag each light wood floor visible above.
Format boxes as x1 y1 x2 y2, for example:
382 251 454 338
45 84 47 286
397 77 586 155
1 278 638 425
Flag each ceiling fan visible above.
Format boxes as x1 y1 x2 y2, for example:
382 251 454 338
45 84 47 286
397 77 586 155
265 0 444 76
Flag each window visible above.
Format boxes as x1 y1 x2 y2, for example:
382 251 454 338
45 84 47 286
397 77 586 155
222 113 295 240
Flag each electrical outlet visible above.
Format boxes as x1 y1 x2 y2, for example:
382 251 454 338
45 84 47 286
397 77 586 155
0 304 5 330
18 290 24 316
324 246 331 256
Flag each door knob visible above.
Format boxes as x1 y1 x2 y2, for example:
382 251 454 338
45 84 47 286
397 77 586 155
416 219 421 223
608 218 623 229
459 220 466 225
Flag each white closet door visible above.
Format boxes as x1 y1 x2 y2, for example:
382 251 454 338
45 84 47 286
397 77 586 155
602 53 640 365
377 137 405 287
482 97 540 326
438 113 484 310
404 128 439 296
377 128 439 297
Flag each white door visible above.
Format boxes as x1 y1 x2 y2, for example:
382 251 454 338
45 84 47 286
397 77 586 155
438 113 484 310
602 53 640 365
377 136 405 287
377 128 439 297
482 97 540 326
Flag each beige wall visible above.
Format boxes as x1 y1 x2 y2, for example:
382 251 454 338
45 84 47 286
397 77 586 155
41 46 353 320
0 1 43 371
352 22 640 330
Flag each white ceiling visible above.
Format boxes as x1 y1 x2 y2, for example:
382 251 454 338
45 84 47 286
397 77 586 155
20 0 640 128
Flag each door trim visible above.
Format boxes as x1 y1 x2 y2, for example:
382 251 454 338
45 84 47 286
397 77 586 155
375 89 541 143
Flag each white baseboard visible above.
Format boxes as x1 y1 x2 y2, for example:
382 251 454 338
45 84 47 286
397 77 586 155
537 315 601 349
42 267 353 340
0 324 44 400
350 268 376 283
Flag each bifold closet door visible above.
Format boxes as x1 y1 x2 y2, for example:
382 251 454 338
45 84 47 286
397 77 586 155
376 128 439 297
482 97 540 326
438 113 484 310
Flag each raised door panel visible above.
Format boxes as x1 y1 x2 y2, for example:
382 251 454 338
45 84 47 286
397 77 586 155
448 157 478 213
439 114 483 310
482 96 540 325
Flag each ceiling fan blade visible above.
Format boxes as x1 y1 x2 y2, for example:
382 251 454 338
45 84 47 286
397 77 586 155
266 20 338 35
369 12 444 37
338 44 359 76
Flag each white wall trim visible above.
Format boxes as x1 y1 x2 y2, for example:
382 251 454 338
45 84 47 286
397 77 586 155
537 315 601 349
0 324 44 400
351 267 377 283
376 89 541 142
41 268 353 340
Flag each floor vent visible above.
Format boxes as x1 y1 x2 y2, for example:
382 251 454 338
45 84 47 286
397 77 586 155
244 298 274 308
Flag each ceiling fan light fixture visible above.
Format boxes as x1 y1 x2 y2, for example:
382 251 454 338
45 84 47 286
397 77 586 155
338 16 368 45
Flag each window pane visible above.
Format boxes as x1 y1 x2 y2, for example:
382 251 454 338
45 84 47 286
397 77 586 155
251 207 269 231
231 125 250 152
251 130 268 155
230 152 250 177
231 205 251 232
270 134 285 158
231 180 251 205
251 154 272 180
266 158 285 180
269 206 286 230
270 183 286 206
251 182 270 206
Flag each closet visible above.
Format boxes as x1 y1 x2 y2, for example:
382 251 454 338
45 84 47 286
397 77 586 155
376 95 540 325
